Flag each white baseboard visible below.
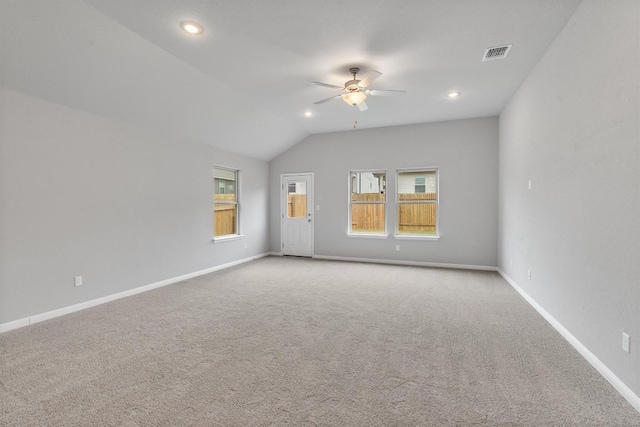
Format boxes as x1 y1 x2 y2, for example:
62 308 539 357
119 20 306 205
268 252 283 256
0 317 30 334
312 254 497 271
497 268 640 413
1 253 269 334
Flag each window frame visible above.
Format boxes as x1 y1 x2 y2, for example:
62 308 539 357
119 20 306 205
347 169 388 238
395 167 440 240
213 165 243 242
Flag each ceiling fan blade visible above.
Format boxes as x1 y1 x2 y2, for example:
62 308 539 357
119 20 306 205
357 101 369 112
359 70 382 88
314 94 344 105
366 89 407 96
310 81 343 89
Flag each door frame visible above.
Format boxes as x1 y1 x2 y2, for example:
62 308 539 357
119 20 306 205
280 172 314 257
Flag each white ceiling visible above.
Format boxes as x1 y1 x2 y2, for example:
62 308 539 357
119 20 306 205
0 0 582 160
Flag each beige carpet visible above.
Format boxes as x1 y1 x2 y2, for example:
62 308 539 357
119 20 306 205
1 256 639 426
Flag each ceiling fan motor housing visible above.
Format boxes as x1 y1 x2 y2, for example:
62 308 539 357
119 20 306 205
344 79 362 92
346 67 363 92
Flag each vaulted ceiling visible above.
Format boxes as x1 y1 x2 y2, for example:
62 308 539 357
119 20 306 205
0 0 582 160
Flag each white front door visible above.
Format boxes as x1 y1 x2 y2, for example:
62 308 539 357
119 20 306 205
281 173 313 257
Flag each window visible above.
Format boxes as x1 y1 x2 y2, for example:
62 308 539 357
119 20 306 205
287 181 307 218
349 171 386 235
397 169 438 236
214 167 239 237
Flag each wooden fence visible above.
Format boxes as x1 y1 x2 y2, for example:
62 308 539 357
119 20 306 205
214 194 236 236
351 193 386 202
399 193 436 202
351 192 436 233
215 192 436 236
287 194 307 218
398 192 437 233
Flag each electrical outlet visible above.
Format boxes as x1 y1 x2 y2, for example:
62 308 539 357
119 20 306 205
74 276 83 287
527 270 531 280
622 333 630 353
528 179 532 190
511 258 514 267
395 245 400 251
244 243 248 249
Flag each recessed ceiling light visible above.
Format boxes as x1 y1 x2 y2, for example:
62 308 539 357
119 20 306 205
447 91 462 99
304 111 313 117
181 21 204 35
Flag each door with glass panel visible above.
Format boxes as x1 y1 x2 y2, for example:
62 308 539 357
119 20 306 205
281 173 313 257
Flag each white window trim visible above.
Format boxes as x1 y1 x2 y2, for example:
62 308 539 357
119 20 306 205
213 165 241 240
394 234 440 241
347 232 389 239
348 169 387 236
212 234 245 243
396 167 439 238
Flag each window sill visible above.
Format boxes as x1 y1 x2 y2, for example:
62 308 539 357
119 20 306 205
347 233 388 239
212 234 245 243
394 234 440 241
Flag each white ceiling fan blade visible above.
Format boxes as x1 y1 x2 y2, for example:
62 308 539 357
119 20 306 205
359 70 382 88
314 94 344 105
310 81 343 89
366 89 407 96
357 101 369 112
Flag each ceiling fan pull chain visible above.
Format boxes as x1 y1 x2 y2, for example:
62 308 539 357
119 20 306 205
353 108 358 129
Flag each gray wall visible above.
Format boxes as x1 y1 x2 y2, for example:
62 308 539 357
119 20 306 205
0 89 269 325
498 1 640 393
270 117 499 267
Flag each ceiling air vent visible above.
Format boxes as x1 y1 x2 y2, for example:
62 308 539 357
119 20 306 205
482 44 512 61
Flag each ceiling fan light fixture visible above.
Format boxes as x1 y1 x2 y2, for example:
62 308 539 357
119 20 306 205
181 21 204 35
447 91 462 99
343 91 366 106
304 111 313 117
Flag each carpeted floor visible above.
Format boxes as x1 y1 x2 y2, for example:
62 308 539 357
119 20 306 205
1 256 639 426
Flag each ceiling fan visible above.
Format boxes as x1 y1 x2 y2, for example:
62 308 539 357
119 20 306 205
311 67 406 111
